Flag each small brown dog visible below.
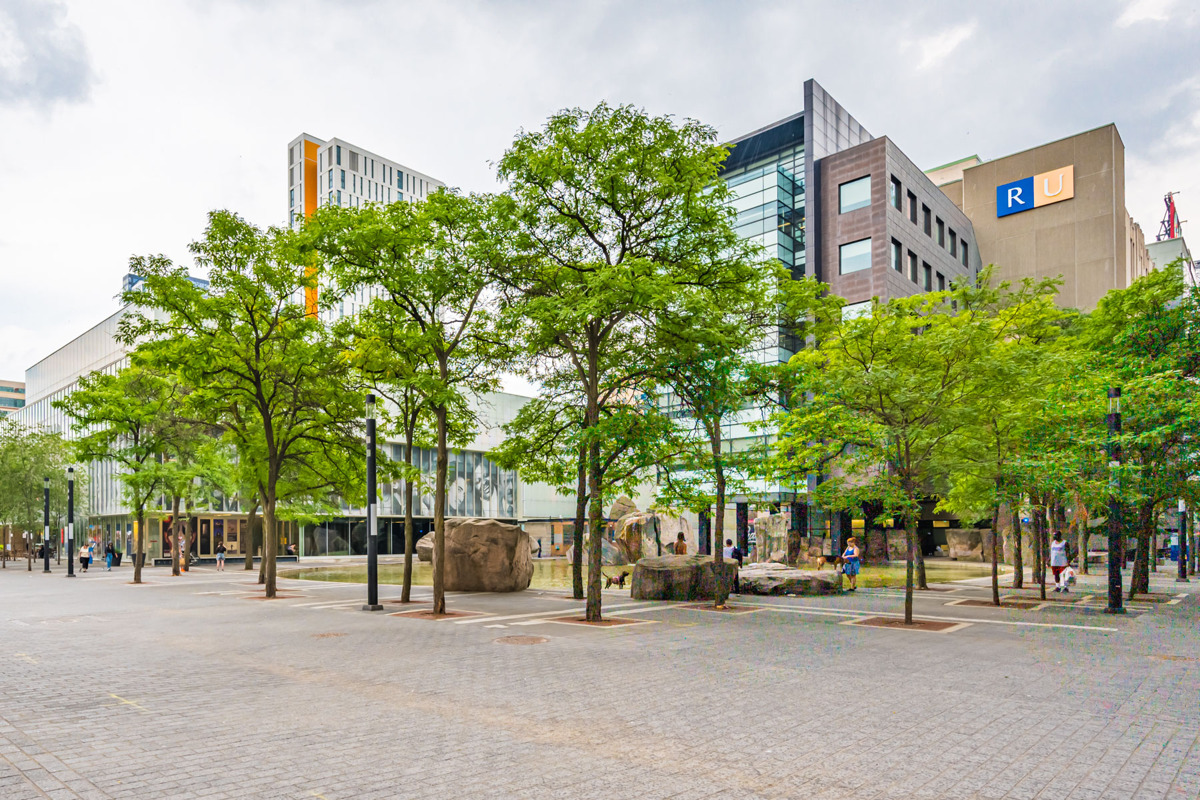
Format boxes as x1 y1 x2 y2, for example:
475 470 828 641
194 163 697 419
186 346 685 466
605 571 630 589
809 555 845 571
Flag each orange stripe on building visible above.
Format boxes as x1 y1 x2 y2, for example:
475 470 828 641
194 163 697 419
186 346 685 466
303 139 320 317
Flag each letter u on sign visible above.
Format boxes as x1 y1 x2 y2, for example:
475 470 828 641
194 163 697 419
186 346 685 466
1034 165 1074 207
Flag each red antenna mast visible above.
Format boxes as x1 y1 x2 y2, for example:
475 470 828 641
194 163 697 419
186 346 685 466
1157 191 1184 241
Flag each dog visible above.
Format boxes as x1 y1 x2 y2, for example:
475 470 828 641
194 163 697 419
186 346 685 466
604 571 630 589
808 555 845 571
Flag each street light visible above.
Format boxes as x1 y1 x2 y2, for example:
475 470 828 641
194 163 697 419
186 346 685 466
362 393 382 611
66 467 75 578
42 477 50 573
1104 388 1124 614
1178 498 1190 583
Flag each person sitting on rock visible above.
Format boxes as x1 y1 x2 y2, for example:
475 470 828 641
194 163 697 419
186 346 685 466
673 532 688 555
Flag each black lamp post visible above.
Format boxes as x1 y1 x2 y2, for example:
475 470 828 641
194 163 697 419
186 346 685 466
66 467 75 578
42 477 50 573
363 394 382 611
1104 388 1123 614
1178 499 1190 583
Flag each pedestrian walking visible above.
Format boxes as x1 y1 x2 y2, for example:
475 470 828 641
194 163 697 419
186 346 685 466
215 541 227 572
1050 531 1069 592
78 543 90 573
105 542 115 571
841 536 862 591
723 538 743 593
673 532 688 555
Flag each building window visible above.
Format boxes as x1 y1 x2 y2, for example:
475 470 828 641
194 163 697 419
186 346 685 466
289 189 294 208
949 230 957 257
340 170 346 190
842 300 871 320
839 176 872 213
936 218 945 247
961 242 969 268
923 262 932 291
908 251 918 283
890 239 902 272
398 170 404 189
337 190 342 206
937 272 946 291
336 145 341 166
839 238 872 274
908 191 918 224
890 177 902 210
327 170 332 190
922 205 932 236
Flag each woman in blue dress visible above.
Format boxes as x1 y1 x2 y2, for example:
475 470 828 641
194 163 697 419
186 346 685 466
842 537 862 591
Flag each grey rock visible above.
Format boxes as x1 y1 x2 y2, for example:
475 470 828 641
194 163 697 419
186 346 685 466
631 555 738 601
738 563 842 595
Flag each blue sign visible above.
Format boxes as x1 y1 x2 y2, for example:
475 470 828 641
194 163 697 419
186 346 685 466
997 176 1034 217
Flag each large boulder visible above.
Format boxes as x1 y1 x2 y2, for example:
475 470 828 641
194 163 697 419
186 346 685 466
415 534 433 562
631 555 738 601
608 495 639 521
946 529 984 561
615 512 665 562
430 518 533 592
738 563 842 595
754 514 789 564
564 536 627 566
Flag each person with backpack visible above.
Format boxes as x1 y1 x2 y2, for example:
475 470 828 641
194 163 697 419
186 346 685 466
723 538 743 593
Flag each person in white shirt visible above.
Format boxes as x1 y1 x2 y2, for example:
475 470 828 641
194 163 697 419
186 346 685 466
1049 532 1070 593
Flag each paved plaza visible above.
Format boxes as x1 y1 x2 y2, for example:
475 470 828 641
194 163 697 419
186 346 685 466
0 559 1197 800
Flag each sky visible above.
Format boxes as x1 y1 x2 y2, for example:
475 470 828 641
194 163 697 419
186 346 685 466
1 0 1198 382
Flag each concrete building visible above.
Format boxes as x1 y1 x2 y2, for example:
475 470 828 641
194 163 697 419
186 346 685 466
698 79 980 554
0 379 25 418
929 125 1151 310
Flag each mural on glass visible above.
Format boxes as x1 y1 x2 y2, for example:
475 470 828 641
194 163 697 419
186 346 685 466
385 445 516 519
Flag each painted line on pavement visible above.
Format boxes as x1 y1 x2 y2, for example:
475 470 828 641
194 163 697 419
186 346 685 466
739 601 1119 632
452 601 658 625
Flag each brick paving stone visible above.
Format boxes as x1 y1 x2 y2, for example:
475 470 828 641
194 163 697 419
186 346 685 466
0 565 1197 798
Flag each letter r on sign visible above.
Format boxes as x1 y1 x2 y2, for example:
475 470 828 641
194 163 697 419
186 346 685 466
1007 186 1025 206
997 177 1035 217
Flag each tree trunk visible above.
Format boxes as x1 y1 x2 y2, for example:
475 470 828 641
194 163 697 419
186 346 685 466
1011 513 1024 588
1151 527 1158 573
1129 501 1153 599
990 500 1001 606
170 494 181 577
432 402 448 616
1032 500 1046 601
401 430 415 604
914 529 928 590
712 423 728 608
133 509 145 584
572 441 586 601
584 364 604 622
243 498 259 571
903 509 916 624
263 492 278 598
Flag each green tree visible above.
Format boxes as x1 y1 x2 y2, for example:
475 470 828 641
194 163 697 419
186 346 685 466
497 103 762 621
305 191 506 615
775 288 993 623
0 422 77 570
120 213 365 598
56 361 182 583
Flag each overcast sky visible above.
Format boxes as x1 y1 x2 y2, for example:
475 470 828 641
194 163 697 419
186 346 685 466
1 0 1198 381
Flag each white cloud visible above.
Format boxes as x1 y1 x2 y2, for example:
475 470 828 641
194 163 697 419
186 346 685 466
909 21 977 71
1116 0 1175 27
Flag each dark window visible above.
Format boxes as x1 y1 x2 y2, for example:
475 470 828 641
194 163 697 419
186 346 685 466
839 238 872 274
340 170 345 190
937 272 946 291
890 239 902 272
936 218 945 247
908 251 918 283
890 176 902 210
908 191 918 224
922 205 932 236
961 241 969 268
336 145 342 166
923 262 932 291
950 230 957 257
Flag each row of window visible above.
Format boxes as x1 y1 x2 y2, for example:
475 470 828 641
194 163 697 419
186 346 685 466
888 175 970 268
837 173 972 271
0 386 24 394
318 145 429 199
890 239 947 292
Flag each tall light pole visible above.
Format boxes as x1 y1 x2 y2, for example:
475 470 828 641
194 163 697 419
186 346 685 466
1178 498 1190 583
66 467 75 578
1104 388 1123 614
363 394 382 611
43 478 51 573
